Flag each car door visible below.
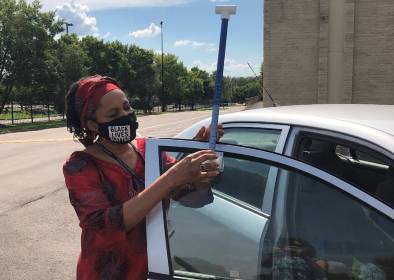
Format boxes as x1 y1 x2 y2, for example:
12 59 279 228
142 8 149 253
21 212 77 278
145 138 394 280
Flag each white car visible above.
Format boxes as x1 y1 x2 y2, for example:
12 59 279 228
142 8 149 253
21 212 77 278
145 104 394 280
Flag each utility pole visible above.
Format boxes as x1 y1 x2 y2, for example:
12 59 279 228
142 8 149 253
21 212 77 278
63 22 73 120
160 21 165 112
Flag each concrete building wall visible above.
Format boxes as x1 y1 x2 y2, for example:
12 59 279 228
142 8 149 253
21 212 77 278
263 0 320 106
264 0 394 106
352 0 394 104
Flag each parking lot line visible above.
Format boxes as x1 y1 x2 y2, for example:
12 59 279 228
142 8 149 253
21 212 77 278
0 138 73 144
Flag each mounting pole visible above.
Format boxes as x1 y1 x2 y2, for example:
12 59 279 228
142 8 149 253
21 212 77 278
209 5 237 150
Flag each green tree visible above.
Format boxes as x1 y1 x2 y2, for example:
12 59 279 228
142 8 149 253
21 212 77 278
190 67 214 105
222 76 234 103
1 0 252 117
0 0 63 114
126 46 155 113
80 36 109 75
184 67 206 110
231 77 260 103
54 34 88 114
81 37 136 96
155 54 189 111
107 41 133 88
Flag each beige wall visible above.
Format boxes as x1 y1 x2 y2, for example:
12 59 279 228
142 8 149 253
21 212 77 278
353 0 394 104
264 0 394 106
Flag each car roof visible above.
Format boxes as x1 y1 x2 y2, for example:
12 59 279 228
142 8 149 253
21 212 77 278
184 104 394 155
230 104 394 135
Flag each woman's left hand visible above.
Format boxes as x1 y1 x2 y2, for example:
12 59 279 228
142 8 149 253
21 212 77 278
193 124 224 142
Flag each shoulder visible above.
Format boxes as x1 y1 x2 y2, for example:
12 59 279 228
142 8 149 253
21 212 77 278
63 151 98 178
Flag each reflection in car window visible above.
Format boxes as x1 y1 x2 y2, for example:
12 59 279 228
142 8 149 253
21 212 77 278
220 127 281 151
261 170 394 280
213 156 270 208
160 149 271 279
164 150 271 209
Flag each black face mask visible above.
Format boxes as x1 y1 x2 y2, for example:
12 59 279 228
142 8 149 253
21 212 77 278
97 112 139 144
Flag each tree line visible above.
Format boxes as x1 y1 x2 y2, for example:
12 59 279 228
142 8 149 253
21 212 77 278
0 0 262 117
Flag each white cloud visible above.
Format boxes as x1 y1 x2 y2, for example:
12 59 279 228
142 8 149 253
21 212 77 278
192 60 216 73
129 23 161 38
29 0 188 11
55 1 99 36
174 40 191 47
209 0 230 2
192 59 252 77
224 59 250 72
174 40 216 52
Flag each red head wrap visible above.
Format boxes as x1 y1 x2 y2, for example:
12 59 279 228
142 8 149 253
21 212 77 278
75 75 121 129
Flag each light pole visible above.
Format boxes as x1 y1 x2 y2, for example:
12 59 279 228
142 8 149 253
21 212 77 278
63 22 73 120
65 22 74 34
160 21 165 112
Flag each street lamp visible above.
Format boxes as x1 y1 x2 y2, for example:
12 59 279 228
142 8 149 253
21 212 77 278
65 22 74 34
160 21 165 112
62 21 73 120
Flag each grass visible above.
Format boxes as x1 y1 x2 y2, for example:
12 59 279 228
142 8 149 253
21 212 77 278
0 105 238 135
0 119 66 134
0 111 54 120
195 105 233 112
196 106 213 111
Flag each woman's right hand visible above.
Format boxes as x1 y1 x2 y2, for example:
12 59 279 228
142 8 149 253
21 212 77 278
164 150 220 190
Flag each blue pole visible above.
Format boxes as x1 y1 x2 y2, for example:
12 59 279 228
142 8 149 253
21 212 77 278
209 18 229 150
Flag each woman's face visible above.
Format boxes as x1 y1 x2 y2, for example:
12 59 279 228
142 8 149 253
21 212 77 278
87 89 133 133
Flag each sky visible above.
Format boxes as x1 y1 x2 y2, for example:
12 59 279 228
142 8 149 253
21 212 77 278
34 0 263 77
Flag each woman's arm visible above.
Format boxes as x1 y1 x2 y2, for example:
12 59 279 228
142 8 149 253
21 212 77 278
64 150 219 234
122 150 219 231
122 171 174 231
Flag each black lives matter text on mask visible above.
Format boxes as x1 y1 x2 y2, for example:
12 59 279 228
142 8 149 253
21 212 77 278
108 126 131 142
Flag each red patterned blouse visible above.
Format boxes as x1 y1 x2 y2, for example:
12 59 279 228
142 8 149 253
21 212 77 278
63 137 176 280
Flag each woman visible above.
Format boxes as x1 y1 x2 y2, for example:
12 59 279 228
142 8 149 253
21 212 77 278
63 75 223 279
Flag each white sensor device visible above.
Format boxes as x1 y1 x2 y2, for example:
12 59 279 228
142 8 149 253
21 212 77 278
215 5 237 19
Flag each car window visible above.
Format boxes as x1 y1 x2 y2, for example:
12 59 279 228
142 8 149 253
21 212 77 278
356 150 387 166
160 148 271 279
261 169 394 280
159 147 394 280
336 144 388 166
335 145 352 159
165 150 271 209
296 135 393 208
220 127 281 151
